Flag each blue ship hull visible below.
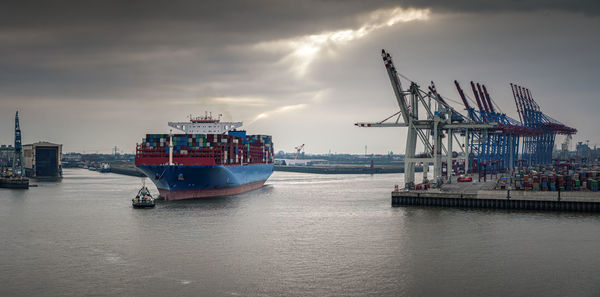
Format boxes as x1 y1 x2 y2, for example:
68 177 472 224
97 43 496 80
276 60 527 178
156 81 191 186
136 163 273 200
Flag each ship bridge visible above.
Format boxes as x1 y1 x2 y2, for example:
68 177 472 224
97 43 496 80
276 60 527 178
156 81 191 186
168 113 242 134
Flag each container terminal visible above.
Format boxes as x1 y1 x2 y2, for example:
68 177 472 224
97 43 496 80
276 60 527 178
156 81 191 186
357 49 600 212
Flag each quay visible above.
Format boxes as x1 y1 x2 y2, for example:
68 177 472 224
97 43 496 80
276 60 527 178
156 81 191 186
109 164 145 177
274 164 406 174
0 177 29 189
392 176 600 212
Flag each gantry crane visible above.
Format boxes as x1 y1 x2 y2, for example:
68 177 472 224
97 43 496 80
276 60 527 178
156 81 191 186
510 83 576 166
355 50 496 189
355 49 576 190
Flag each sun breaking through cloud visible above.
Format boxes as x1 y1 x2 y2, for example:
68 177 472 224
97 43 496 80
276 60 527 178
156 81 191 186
247 104 307 125
255 6 430 76
212 96 268 106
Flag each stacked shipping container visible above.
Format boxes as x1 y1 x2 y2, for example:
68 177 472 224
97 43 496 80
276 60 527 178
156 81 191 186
136 131 273 166
511 163 599 192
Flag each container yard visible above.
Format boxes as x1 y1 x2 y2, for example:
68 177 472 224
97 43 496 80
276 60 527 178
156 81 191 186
503 162 599 192
392 163 600 212
357 49 597 212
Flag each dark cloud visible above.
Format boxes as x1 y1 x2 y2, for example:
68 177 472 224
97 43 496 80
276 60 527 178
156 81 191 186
0 0 598 152
2 1 402 101
1 0 597 101
2 0 598 31
408 0 599 15
1 1 394 33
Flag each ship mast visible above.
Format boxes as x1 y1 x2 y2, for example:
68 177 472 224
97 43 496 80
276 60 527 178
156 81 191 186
169 129 173 166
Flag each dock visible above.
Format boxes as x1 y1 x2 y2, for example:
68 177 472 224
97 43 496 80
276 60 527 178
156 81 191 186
392 176 600 212
0 177 29 189
274 164 406 174
108 164 146 177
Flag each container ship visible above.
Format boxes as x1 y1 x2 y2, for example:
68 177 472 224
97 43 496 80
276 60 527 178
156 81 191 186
135 114 274 200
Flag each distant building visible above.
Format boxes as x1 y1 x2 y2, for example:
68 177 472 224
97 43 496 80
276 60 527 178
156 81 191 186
274 159 328 166
62 152 83 168
62 153 82 162
23 142 63 179
575 141 600 161
275 150 285 158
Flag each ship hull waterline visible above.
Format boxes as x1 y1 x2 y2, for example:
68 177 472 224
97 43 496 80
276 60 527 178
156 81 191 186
158 180 266 200
136 164 273 201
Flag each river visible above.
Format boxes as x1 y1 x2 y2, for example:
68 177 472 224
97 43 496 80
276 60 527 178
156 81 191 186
1 169 599 296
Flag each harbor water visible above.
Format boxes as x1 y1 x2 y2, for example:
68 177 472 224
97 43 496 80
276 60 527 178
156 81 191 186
1 169 599 296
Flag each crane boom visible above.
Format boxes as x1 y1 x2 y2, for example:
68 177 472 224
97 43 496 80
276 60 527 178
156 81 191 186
482 85 495 114
294 144 305 160
381 50 410 124
510 83 523 123
454 80 471 110
476 83 490 114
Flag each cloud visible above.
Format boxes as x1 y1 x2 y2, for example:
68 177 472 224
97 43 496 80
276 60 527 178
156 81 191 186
247 104 307 125
211 97 268 106
415 0 600 15
255 6 430 76
1 1 596 102
0 1 598 152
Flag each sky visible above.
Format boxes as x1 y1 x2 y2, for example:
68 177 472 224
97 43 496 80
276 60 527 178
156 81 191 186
1 0 599 154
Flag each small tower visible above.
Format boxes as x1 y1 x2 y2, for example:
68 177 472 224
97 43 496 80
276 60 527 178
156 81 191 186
12 111 25 178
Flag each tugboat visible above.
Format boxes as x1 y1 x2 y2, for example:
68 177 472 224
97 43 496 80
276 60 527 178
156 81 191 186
132 185 155 208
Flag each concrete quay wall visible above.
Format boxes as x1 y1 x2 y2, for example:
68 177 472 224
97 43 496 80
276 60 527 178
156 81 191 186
392 190 600 212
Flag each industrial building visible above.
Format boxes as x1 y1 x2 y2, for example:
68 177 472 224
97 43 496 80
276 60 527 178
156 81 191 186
23 142 63 179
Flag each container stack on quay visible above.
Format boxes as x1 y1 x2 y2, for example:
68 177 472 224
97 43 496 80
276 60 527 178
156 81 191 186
136 132 273 166
507 162 599 192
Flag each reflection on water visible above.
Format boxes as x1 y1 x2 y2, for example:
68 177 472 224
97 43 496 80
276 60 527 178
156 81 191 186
1 169 599 297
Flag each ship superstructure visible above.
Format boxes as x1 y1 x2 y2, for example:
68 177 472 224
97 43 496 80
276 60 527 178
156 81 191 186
168 112 242 134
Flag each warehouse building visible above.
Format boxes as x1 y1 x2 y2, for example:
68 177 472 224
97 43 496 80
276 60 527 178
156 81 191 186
23 142 63 179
